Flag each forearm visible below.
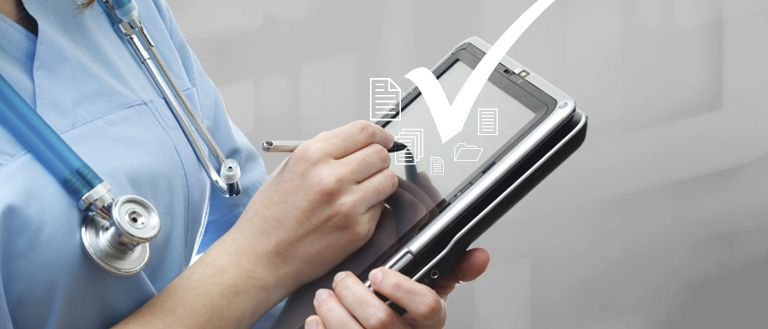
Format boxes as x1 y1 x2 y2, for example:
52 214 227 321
114 222 296 329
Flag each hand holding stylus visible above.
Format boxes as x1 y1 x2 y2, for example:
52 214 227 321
235 121 398 285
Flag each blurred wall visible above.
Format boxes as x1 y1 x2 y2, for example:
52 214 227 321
166 0 768 327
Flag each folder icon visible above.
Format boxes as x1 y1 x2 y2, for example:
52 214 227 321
454 143 483 162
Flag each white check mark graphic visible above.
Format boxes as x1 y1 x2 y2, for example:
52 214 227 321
405 0 557 144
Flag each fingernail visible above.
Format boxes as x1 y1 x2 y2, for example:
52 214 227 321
333 271 347 285
315 289 331 302
369 268 383 285
306 316 319 329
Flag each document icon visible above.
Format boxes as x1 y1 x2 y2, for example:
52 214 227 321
370 78 402 121
394 129 424 165
430 157 445 175
454 143 483 162
478 108 498 135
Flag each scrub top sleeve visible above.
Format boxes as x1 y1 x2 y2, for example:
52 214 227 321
150 0 269 252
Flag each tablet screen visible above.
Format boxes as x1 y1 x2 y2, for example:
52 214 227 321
385 61 539 198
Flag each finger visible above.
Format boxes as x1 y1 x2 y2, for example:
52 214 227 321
332 271 409 329
385 188 427 235
313 289 363 329
354 169 398 210
337 143 391 183
362 205 399 253
357 202 387 244
368 268 447 328
451 248 490 282
311 121 394 159
394 176 436 210
415 172 442 204
305 315 326 329
434 248 491 298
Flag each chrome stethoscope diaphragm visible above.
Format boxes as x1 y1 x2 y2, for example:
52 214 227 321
81 183 161 276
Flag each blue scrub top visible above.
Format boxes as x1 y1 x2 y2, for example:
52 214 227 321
0 0 279 327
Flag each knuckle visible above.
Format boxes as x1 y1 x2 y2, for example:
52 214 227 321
383 170 398 192
334 197 357 219
295 144 321 163
354 121 378 141
413 292 444 320
316 172 344 193
316 298 337 315
413 202 427 217
367 311 394 329
383 271 403 291
315 130 330 141
333 276 353 296
372 145 390 167
327 172 346 188
351 220 374 244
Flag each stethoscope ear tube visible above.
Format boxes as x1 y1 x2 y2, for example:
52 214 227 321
100 0 242 197
0 75 103 200
1 74 163 276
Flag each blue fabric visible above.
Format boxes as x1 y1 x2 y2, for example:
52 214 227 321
0 0 276 327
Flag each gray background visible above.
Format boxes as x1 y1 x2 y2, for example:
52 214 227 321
166 0 768 328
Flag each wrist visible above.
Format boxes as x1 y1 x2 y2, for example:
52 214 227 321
220 214 306 297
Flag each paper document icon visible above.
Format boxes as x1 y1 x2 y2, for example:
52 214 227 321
453 143 483 162
430 157 445 175
477 108 499 135
370 78 402 121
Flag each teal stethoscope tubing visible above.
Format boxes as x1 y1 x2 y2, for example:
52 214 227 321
0 74 103 200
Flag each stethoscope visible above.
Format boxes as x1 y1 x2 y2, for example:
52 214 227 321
0 0 241 275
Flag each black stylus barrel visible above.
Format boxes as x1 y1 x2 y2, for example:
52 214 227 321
262 140 408 153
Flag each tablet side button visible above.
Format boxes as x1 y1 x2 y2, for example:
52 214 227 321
389 252 415 272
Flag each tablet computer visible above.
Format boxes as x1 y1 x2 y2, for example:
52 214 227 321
272 37 587 328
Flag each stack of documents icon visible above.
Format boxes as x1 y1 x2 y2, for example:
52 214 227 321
477 108 499 135
396 149 414 165
395 129 424 165
454 143 483 162
370 78 402 121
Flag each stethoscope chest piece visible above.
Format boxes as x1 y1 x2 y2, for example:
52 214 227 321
81 194 161 276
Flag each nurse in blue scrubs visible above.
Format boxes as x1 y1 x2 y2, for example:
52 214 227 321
0 0 490 328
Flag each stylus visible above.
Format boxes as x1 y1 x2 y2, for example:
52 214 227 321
261 140 408 153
